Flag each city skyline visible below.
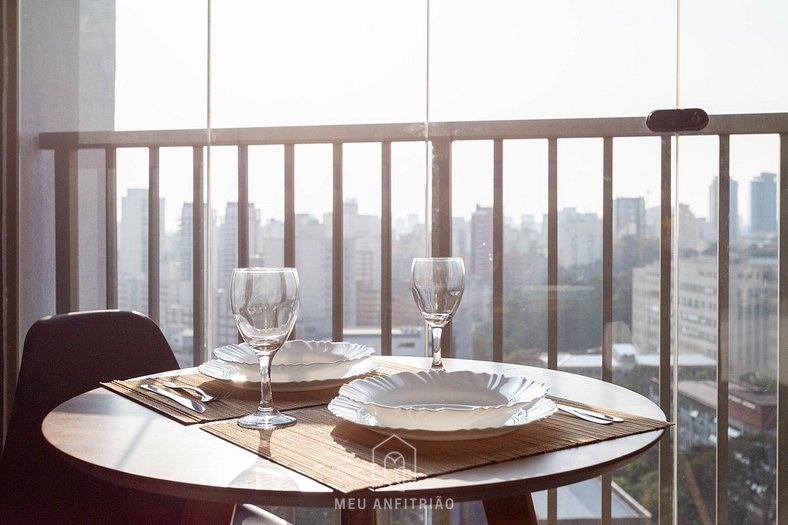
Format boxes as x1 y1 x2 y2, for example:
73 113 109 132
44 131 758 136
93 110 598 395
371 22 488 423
117 164 779 241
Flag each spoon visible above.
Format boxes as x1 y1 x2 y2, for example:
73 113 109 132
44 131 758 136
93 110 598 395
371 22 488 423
162 382 217 402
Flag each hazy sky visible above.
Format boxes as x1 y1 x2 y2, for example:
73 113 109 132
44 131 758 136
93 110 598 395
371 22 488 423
114 0 787 232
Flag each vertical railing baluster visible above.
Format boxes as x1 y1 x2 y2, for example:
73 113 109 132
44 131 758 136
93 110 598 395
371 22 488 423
237 145 249 268
431 138 453 259
546 137 558 525
381 141 392 356
148 146 160 323
54 148 79 313
493 139 504 363
716 134 730 525
284 144 295 268
192 146 205 366
284 143 296 339
547 138 558 371
601 136 614 525
659 135 673 525
105 147 118 309
777 132 788 525
602 137 614 381
431 138 453 356
333 143 344 343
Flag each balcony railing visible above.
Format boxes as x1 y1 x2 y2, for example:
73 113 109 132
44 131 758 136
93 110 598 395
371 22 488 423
39 113 788 525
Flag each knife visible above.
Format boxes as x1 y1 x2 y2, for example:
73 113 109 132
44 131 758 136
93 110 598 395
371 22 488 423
556 404 613 424
560 404 624 423
140 383 207 413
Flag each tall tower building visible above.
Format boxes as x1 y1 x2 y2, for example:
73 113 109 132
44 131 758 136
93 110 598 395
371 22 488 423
750 172 777 234
470 205 493 276
118 189 164 314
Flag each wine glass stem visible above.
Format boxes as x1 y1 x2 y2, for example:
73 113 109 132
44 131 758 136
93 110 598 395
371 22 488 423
257 353 275 412
430 325 444 369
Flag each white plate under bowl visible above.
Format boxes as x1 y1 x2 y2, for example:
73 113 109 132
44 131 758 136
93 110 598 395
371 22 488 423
213 340 375 383
338 370 548 431
328 395 557 441
198 357 379 392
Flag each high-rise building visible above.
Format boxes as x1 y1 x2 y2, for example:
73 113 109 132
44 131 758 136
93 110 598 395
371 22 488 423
213 202 263 346
118 189 164 314
470 206 493 276
709 176 739 241
556 208 601 268
750 172 777 234
632 256 777 379
613 197 646 238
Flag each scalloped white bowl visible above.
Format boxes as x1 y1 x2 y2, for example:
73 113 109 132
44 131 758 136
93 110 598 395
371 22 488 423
328 395 557 441
338 370 548 431
209 340 375 384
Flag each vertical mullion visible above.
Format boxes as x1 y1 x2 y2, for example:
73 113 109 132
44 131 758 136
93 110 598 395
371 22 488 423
659 135 673 525
333 143 343 342
493 139 504 363
601 136 614 525
55 148 79 313
777 132 788 525
381 142 392 357
148 146 160 324
237 145 249 268
105 147 118 309
192 146 205 367
716 135 730 525
546 137 558 525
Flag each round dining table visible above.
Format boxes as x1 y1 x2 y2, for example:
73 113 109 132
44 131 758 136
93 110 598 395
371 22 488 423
42 356 666 524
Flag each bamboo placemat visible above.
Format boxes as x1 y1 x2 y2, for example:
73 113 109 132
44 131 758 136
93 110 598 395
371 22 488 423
102 360 422 424
202 399 670 493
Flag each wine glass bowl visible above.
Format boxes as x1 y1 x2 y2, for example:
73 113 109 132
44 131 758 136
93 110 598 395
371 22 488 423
411 257 465 370
231 267 299 429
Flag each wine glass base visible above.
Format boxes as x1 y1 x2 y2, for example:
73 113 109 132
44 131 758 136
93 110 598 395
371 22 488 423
238 409 296 429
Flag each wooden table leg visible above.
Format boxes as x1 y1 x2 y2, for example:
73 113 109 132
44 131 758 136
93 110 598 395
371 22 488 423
340 507 377 525
180 500 236 525
483 493 538 525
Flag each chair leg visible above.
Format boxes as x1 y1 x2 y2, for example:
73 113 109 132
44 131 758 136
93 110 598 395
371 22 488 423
482 493 538 525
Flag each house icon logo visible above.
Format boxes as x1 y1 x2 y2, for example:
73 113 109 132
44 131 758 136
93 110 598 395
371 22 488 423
371 434 417 484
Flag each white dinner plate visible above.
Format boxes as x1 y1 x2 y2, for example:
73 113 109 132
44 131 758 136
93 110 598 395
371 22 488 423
328 395 557 441
213 340 375 383
198 356 379 392
338 370 548 431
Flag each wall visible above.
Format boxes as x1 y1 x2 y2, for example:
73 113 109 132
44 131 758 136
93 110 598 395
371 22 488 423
19 0 115 343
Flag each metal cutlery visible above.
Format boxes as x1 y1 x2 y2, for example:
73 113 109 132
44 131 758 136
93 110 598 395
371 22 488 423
140 383 207 413
162 381 216 402
561 404 623 423
556 403 618 424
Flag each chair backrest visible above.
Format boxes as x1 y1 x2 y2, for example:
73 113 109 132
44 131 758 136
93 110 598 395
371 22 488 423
0 310 185 523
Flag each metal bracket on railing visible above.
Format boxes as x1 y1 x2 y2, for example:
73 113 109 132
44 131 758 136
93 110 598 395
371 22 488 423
646 108 709 133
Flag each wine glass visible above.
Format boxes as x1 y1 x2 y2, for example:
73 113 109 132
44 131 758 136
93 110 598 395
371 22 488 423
411 257 465 370
230 267 299 429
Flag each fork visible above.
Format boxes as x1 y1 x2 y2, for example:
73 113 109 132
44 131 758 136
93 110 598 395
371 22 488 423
162 381 217 402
